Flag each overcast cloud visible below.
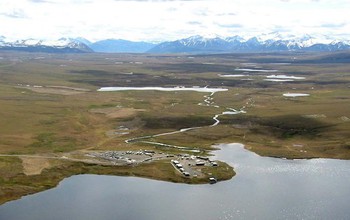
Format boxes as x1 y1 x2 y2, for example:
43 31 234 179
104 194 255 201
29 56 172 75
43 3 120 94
0 0 349 42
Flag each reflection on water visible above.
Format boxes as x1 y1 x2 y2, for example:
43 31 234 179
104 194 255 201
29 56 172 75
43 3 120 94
1 143 350 220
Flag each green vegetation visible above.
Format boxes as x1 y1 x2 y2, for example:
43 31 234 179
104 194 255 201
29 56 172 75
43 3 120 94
220 114 332 139
0 158 234 204
0 51 349 204
140 115 214 129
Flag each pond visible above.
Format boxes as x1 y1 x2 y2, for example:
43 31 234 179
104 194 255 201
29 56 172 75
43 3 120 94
283 93 310 97
97 86 227 93
1 143 350 220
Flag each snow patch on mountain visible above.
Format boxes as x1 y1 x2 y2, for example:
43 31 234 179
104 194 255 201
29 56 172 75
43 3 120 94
1 32 350 54
149 32 350 53
0 37 92 52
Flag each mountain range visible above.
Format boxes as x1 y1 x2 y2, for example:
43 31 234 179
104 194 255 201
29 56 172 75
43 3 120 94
0 37 92 53
1 32 349 54
148 33 350 53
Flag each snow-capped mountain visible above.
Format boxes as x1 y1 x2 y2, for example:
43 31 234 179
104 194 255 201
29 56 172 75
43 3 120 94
1 32 349 54
148 33 350 53
148 35 231 53
0 37 92 53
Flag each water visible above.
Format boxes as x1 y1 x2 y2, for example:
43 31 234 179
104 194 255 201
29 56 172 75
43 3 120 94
266 75 305 80
234 68 278 72
97 86 228 93
218 74 248 77
283 93 310 97
1 143 350 220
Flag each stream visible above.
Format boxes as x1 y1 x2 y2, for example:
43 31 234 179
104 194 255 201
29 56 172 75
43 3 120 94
1 87 350 219
124 88 247 152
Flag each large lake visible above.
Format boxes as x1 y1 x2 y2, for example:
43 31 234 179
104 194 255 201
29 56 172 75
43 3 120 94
1 143 350 220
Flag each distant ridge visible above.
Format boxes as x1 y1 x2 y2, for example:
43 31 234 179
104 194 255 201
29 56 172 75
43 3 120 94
1 32 349 54
0 37 92 53
148 33 350 53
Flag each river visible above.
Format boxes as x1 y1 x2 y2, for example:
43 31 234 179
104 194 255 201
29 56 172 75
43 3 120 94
1 143 350 220
1 87 349 219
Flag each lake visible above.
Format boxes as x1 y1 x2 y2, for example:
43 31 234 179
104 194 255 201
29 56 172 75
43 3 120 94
97 86 228 93
1 143 350 220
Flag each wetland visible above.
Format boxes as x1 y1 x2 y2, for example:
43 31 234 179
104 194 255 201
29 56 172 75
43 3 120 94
0 51 349 217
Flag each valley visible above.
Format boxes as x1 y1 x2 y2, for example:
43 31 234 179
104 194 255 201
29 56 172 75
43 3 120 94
0 50 349 205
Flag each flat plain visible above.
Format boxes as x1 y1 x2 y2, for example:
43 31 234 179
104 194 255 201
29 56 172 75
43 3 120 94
0 51 349 204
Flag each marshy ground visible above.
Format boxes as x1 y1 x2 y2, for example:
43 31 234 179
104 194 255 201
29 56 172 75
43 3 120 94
0 51 349 204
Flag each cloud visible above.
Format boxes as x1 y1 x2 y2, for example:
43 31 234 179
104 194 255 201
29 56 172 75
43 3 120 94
194 10 209 16
167 7 178 11
112 0 214 1
27 0 92 3
320 23 346 28
217 23 243 28
187 21 202 25
28 0 53 3
0 9 28 19
216 12 236 16
272 25 291 32
0 0 349 41
279 0 320 2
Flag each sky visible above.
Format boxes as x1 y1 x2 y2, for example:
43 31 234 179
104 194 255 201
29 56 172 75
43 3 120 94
0 0 349 42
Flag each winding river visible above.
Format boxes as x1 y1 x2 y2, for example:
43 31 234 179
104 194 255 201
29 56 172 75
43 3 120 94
122 87 247 152
1 87 350 219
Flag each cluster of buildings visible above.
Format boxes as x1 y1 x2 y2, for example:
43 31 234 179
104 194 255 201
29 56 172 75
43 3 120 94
88 150 162 165
171 155 219 183
88 150 219 183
